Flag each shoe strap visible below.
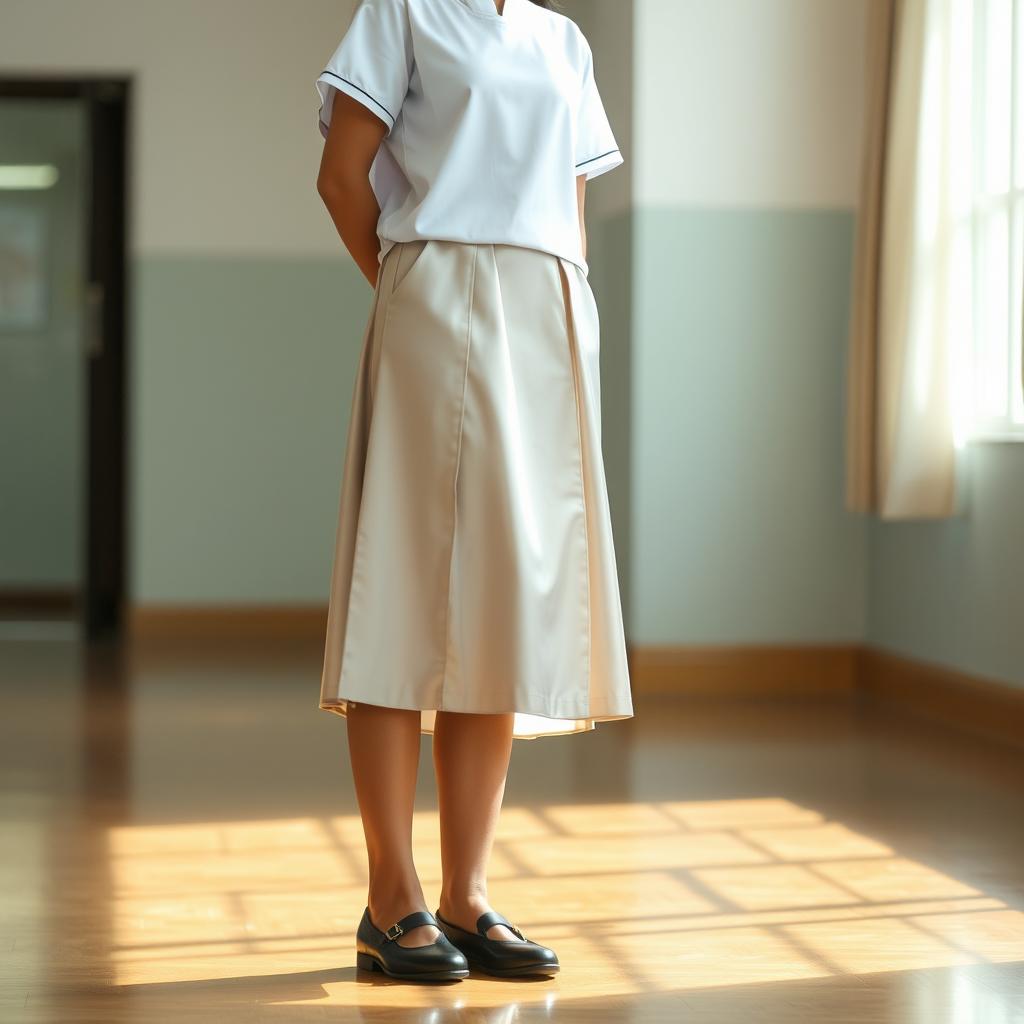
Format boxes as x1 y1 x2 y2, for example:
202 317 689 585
382 909 438 942
476 911 524 939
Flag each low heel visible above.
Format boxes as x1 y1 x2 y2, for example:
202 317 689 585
356 950 381 972
356 906 469 981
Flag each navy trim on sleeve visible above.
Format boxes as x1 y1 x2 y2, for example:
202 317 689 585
320 70 396 125
575 148 620 169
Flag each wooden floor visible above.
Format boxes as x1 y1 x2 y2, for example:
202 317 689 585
3 629 1024 1022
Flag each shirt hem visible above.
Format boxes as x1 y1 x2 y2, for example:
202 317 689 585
376 234 589 278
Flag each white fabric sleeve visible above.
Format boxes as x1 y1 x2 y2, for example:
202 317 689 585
573 40 624 180
316 0 414 140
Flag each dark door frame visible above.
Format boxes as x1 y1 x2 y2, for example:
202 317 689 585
0 76 131 641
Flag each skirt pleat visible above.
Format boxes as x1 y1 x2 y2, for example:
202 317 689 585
319 238 633 739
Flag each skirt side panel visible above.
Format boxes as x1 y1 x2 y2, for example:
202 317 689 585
556 257 634 719
318 269 385 709
326 241 478 712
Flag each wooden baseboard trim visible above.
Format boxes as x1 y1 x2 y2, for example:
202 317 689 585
628 643 860 696
127 604 328 642
123 606 1024 746
859 646 1024 749
0 588 79 617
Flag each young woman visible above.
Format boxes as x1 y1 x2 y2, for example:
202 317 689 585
314 0 634 982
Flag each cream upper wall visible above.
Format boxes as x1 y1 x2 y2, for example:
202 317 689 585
634 0 867 208
1 0 361 256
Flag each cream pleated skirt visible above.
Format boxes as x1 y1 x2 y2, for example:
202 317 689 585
319 238 634 739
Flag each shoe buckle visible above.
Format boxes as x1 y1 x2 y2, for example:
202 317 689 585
383 922 404 940
508 922 524 940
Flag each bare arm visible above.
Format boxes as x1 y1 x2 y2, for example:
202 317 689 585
576 173 587 263
316 92 390 288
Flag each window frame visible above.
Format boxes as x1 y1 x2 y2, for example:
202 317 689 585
969 0 1024 443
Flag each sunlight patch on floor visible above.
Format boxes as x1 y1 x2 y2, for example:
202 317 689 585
104 797 1024 1007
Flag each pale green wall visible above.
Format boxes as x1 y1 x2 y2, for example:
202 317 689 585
628 207 866 644
867 444 1024 688
130 256 371 603
586 212 635 630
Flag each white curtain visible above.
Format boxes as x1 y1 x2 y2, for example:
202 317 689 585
846 0 975 518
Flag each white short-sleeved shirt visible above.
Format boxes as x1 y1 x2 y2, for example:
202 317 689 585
315 0 623 277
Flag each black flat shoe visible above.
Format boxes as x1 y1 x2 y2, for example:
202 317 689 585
356 907 469 981
435 909 560 977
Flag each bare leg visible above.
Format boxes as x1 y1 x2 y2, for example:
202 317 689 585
346 701 440 947
433 710 524 941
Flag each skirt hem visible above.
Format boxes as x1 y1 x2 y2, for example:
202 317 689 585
318 698 634 740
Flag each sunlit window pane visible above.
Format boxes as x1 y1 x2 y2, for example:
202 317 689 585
984 0 1012 195
1016 0 1024 187
976 204 1011 417
1012 197 1024 422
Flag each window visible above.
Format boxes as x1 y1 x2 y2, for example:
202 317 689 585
971 0 1024 439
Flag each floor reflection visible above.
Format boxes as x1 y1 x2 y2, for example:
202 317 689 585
2 635 1024 1022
